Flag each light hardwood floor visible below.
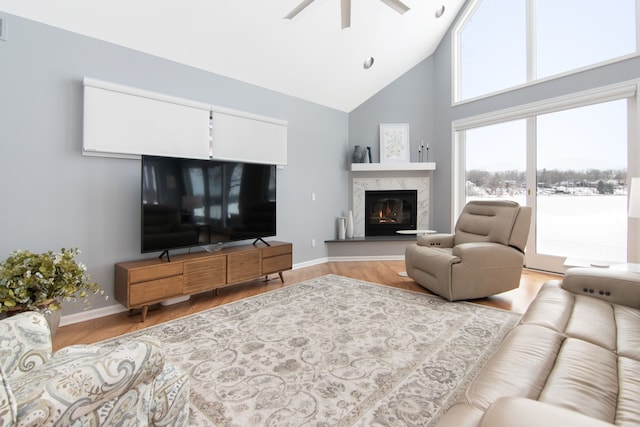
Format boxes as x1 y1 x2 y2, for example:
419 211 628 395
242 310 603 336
52 261 560 351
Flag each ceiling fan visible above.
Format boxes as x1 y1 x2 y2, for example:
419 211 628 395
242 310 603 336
284 0 410 29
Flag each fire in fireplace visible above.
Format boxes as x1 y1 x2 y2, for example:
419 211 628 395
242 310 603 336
364 190 417 236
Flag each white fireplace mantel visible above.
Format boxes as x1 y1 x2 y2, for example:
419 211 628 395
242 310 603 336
351 162 435 172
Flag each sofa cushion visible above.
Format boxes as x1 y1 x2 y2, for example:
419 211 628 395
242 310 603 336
617 357 640 425
461 324 564 409
539 338 618 423
616 305 640 360
519 279 573 332
480 397 617 427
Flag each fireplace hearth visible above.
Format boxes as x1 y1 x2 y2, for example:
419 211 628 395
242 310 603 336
365 190 417 236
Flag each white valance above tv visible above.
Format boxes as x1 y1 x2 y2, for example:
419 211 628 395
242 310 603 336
82 78 288 165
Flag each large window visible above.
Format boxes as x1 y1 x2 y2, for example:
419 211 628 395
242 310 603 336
454 0 638 102
454 84 638 273
458 0 526 101
535 101 628 262
465 120 526 203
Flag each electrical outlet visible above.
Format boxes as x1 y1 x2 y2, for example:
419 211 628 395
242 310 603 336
311 239 316 247
311 192 316 201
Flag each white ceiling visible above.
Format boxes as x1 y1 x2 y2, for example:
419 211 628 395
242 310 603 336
0 0 465 112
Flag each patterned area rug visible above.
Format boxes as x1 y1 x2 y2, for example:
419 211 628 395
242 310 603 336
112 275 520 426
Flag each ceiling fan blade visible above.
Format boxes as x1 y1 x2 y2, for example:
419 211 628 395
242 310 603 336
380 0 410 15
284 0 317 20
341 0 351 29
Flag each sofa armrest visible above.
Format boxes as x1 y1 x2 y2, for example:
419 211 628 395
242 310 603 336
561 267 640 309
417 233 454 248
12 336 165 425
0 311 52 381
0 367 16 427
480 397 616 427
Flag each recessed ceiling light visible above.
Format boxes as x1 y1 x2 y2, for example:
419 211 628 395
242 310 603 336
364 57 375 69
435 5 445 18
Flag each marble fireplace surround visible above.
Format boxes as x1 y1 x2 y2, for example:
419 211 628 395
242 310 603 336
353 176 430 237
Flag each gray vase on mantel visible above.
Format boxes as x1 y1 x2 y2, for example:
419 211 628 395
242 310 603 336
352 145 366 163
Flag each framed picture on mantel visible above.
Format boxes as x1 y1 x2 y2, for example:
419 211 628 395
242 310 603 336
379 123 410 163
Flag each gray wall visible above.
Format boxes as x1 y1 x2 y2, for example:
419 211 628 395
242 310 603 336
352 0 640 233
348 58 436 165
0 13 349 316
347 58 436 231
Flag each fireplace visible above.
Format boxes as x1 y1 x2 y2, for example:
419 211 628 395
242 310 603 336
365 190 417 236
353 176 429 237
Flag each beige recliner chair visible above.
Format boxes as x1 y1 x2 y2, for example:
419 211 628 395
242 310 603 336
405 200 532 301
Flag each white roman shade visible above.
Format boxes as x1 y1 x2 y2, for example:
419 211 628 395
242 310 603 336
210 107 288 165
83 78 212 159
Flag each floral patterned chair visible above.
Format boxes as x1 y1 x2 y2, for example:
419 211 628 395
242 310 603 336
0 311 190 426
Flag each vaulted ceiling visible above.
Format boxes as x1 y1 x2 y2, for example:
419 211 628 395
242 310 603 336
0 0 466 112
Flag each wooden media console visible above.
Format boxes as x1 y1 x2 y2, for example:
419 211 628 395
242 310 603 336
115 241 292 321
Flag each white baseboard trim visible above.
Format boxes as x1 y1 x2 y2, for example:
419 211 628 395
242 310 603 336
59 304 128 327
328 255 405 262
292 257 329 270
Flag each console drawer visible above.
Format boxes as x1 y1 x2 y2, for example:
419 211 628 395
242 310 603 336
129 263 183 284
129 275 183 306
263 253 292 275
263 243 292 258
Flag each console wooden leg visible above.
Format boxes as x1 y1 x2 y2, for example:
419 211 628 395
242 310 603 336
278 272 284 283
141 305 149 322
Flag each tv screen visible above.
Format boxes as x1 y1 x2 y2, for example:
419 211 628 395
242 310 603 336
141 155 276 254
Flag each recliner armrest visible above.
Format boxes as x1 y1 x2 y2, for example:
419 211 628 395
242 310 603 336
480 397 616 427
561 267 640 309
417 233 454 248
452 242 524 265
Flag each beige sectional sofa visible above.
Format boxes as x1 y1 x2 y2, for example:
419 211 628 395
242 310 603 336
436 267 640 427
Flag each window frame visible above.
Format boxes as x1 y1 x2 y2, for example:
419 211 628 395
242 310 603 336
452 0 640 106
451 80 640 266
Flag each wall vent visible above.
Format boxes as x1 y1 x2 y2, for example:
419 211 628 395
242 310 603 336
0 18 6 41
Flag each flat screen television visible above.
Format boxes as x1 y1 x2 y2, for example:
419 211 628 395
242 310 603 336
141 155 276 256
